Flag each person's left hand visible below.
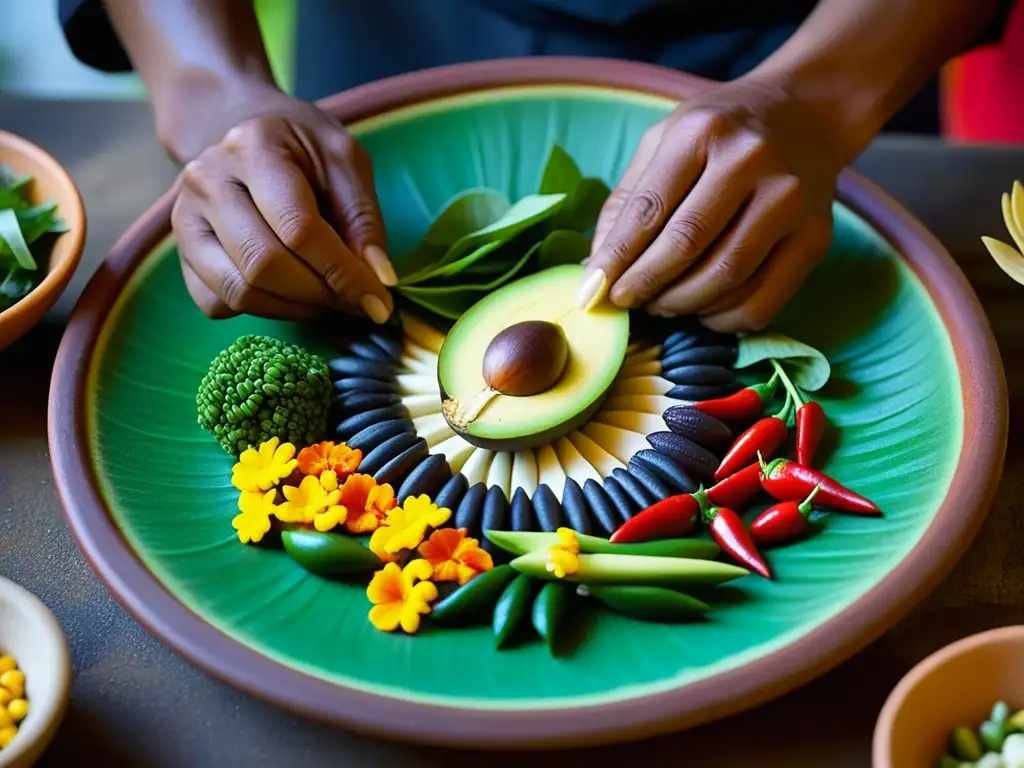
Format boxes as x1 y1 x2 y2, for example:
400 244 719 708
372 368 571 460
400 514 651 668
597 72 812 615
581 75 841 332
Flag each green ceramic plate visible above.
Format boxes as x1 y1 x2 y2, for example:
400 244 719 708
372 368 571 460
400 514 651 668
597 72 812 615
50 61 1006 748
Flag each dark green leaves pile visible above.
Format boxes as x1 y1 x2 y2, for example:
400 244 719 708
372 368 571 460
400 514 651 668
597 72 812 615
395 145 609 319
0 165 68 311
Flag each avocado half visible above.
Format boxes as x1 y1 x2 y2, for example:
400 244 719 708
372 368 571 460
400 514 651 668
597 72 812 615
437 264 629 452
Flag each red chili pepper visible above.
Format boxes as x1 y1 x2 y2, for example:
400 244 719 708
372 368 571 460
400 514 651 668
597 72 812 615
712 396 792 482
707 463 762 510
759 455 880 516
750 484 821 544
796 401 828 467
609 493 700 543
702 503 771 578
691 374 778 423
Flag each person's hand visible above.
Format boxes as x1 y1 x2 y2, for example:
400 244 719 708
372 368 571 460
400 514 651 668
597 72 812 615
171 87 396 322
581 76 840 332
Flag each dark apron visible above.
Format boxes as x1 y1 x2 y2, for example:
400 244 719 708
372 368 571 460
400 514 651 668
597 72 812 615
292 0 807 101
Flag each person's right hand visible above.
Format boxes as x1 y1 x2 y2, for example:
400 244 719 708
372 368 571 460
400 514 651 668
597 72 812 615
171 88 396 323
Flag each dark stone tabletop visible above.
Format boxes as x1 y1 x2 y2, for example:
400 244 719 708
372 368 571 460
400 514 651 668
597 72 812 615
2 97 1024 766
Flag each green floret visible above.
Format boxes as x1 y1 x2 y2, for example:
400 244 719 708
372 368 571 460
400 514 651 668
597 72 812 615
196 334 331 456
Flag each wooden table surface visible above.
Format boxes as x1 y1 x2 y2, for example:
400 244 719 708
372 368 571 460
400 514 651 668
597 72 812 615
2 98 1024 766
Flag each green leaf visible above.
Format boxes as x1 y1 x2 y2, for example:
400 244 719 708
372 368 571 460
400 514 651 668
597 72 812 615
408 240 505 283
421 188 511 247
537 229 590 270
0 267 36 310
398 188 511 281
735 331 831 391
18 202 67 244
0 165 30 191
551 177 610 232
440 193 564 265
538 144 582 195
399 241 541 319
0 188 28 211
0 209 37 270
402 193 565 285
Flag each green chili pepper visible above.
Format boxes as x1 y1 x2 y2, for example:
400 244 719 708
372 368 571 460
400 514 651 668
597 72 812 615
992 700 1012 727
531 582 571 653
1007 709 1024 734
979 718 1006 753
933 756 961 768
582 584 709 622
493 574 539 649
510 551 748 588
281 528 382 576
430 565 517 626
485 529 720 560
948 725 983 762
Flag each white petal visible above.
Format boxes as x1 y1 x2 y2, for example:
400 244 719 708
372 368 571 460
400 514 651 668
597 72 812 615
485 452 513 499
461 449 495 486
400 312 445 354
553 437 603 486
433 435 475 473
579 422 648 465
568 430 624 476
612 375 673 396
982 236 1024 285
511 450 538 497
535 443 567 502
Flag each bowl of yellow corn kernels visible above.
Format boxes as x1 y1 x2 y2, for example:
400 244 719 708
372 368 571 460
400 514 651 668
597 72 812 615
0 576 70 767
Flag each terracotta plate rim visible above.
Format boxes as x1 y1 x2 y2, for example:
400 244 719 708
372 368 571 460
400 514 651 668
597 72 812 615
48 58 1007 749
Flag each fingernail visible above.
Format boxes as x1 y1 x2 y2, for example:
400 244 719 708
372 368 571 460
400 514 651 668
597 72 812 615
576 269 608 311
361 294 391 324
364 245 398 287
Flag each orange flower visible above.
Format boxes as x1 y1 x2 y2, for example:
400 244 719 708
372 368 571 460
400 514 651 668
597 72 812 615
417 527 494 585
297 441 362 479
341 474 398 534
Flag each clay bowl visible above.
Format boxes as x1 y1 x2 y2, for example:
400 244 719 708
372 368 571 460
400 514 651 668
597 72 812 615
0 576 72 767
0 130 86 351
874 626 1024 766
50 58 1007 747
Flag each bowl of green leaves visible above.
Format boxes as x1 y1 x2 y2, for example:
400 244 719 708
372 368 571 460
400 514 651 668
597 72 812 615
0 129 85 350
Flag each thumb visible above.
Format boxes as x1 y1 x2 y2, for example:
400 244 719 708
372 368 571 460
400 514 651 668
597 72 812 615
322 132 397 288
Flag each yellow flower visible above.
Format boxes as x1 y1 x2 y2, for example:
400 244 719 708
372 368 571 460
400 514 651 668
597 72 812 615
274 474 344 525
232 488 277 544
417 528 493 585
231 437 298 492
546 527 580 579
313 506 348 532
368 494 451 559
366 559 438 633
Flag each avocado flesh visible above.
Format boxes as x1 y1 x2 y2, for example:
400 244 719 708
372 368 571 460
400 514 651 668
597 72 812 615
438 264 629 451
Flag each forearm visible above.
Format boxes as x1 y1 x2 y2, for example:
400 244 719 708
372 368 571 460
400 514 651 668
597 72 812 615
750 0 999 164
103 0 279 162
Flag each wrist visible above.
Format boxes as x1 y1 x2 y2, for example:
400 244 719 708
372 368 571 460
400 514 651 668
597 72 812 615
153 69 283 164
745 59 889 166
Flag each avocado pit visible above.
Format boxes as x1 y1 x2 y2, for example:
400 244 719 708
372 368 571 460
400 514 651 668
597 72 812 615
483 320 569 396
443 320 570 428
